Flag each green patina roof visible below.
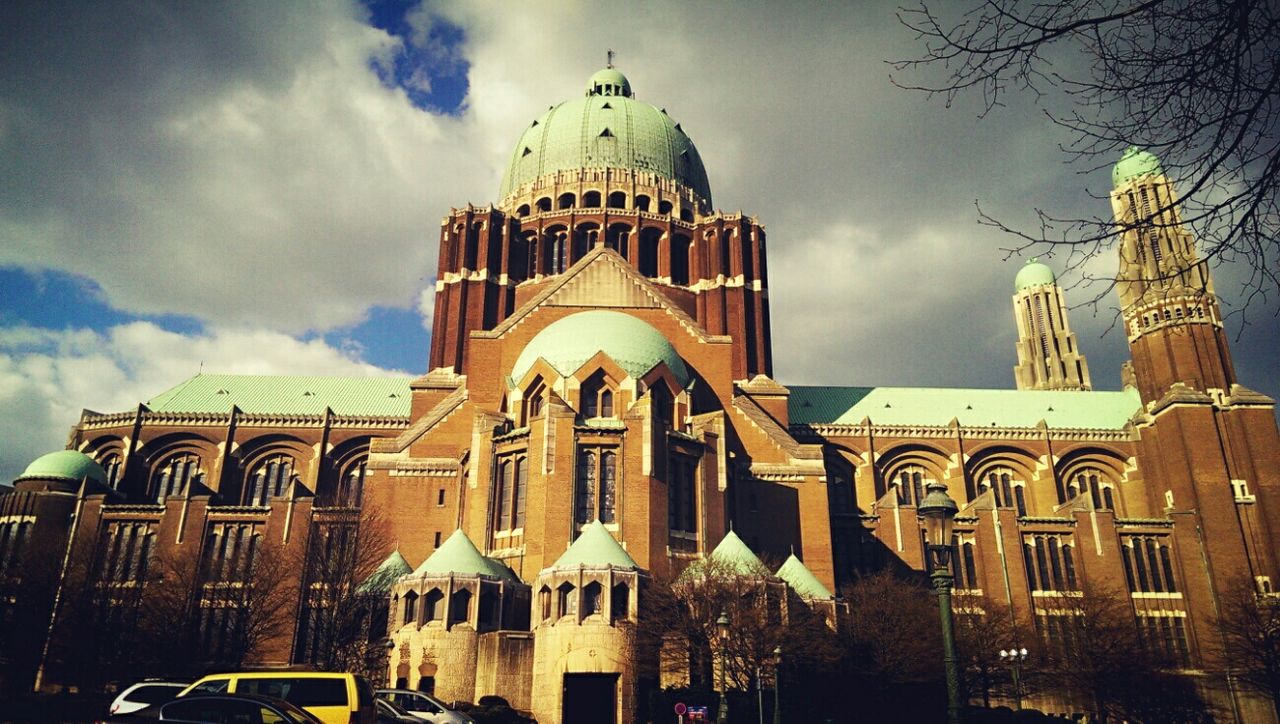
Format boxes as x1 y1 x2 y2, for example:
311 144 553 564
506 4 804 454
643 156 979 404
411 530 517 581
550 520 638 570
512 310 690 386
788 386 1141 429
708 529 768 576
358 550 413 594
1113 146 1164 186
499 68 712 204
16 450 108 485
146 374 413 417
1015 258 1056 291
776 554 833 600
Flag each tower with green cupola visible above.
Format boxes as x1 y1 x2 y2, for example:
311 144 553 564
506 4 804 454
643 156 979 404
1011 258 1092 391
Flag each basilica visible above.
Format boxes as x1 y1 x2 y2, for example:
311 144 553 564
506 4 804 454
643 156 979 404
2 67 1278 722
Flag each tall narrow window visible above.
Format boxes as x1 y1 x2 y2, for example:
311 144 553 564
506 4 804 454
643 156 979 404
98 452 123 489
575 450 597 525
599 452 617 523
246 454 296 506
888 465 928 506
498 460 514 528
150 453 203 503
337 457 367 507
580 371 616 419
669 454 698 534
514 457 528 529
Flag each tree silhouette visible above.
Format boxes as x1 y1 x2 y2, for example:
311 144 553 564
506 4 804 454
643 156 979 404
893 0 1280 316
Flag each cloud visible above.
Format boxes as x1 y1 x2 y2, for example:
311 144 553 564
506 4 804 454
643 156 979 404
0 322 402 481
1 0 1274 439
0 1 482 333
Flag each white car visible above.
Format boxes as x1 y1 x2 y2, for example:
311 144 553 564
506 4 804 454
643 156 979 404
376 689 475 724
107 680 187 716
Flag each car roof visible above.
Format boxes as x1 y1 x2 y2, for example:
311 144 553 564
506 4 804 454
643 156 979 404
199 671 352 679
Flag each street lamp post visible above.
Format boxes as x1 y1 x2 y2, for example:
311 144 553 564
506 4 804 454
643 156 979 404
772 646 782 724
919 480 962 724
999 647 1028 711
716 611 731 724
384 637 396 688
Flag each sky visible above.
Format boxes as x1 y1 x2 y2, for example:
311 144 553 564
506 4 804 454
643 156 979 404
1 1 1276 482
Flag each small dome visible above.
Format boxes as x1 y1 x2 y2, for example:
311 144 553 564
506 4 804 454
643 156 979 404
499 69 712 205
512 310 690 386
586 68 631 97
16 450 108 485
1113 146 1164 186
1015 258 1056 291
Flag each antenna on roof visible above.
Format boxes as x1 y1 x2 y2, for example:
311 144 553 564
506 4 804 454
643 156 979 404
198 361 203 375
606 48 615 68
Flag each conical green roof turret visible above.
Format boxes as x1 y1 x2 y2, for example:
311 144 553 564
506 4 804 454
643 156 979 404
550 520 638 570
708 529 768 576
358 550 413 594
775 554 833 600
412 529 517 581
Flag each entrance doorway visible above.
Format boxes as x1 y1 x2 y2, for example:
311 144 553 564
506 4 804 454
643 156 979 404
562 673 618 724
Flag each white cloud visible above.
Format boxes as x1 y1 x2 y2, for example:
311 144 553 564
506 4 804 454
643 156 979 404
0 0 1274 440
0 322 401 481
0 1 483 333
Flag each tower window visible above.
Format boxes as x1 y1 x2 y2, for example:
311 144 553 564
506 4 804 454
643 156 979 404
980 466 1027 516
493 455 528 532
668 454 698 534
97 452 123 489
580 371 616 419
575 447 618 524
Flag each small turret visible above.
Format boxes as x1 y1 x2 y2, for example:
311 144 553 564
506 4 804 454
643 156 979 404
1011 259 1091 391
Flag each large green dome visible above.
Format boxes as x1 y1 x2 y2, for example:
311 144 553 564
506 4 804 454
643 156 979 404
512 310 690 386
1015 258 1056 291
1113 146 1164 186
498 69 712 205
16 450 107 485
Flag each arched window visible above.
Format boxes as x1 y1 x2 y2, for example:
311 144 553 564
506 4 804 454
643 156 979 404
98 451 123 489
680 208 694 223
887 464 929 506
539 585 552 621
658 200 673 215
536 197 552 213
558 582 576 619
449 588 472 625
611 582 630 620
150 452 203 503
525 379 546 423
557 192 575 210
635 194 651 212
1064 466 1116 511
516 204 530 217
424 589 445 622
337 456 367 507
582 190 601 208
245 453 296 506
608 191 626 208
581 371 615 419
403 591 418 625
582 582 603 616
979 466 1027 516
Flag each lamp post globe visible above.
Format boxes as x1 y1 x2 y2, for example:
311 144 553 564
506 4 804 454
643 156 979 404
918 481 963 724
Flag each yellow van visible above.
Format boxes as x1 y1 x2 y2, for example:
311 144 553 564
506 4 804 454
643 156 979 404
181 671 377 724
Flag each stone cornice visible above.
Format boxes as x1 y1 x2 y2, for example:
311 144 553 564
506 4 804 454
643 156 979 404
790 422 1133 442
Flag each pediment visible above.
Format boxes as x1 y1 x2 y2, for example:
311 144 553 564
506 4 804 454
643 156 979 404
475 247 726 344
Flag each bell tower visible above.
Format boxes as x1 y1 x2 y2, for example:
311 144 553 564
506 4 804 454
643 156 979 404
1110 147 1235 403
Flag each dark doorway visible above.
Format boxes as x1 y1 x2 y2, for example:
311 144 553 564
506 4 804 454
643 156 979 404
563 673 618 724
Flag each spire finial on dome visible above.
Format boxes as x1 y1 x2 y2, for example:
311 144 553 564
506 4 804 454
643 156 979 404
607 48 615 69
